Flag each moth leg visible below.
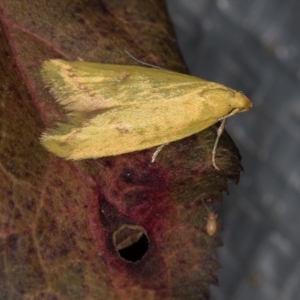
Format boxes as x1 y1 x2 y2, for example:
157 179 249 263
151 143 169 163
212 119 227 170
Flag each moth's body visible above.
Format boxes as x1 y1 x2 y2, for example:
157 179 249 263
40 60 252 160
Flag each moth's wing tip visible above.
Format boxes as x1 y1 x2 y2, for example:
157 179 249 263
40 126 73 159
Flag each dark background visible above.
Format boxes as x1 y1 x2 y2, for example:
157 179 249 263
166 1 300 299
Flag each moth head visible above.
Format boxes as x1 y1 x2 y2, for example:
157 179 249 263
230 90 252 112
200 87 252 119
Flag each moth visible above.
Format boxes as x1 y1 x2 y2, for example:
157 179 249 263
40 59 252 168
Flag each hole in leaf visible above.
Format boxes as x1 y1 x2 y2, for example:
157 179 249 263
113 224 149 262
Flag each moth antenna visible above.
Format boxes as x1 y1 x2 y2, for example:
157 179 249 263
124 49 165 70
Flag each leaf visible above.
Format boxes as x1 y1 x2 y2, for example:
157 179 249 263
0 0 242 299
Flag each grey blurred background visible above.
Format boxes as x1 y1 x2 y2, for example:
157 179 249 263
166 0 300 299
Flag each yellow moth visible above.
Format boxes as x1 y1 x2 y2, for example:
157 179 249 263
40 59 252 168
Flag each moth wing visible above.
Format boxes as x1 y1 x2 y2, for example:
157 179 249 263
41 96 220 160
41 59 207 113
